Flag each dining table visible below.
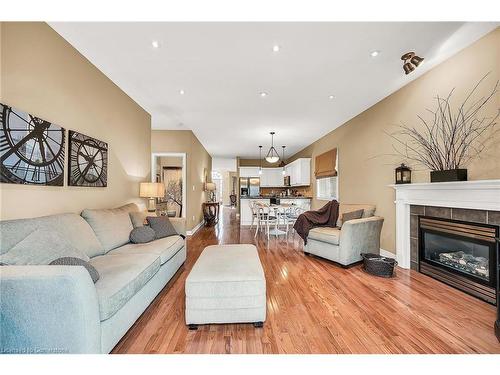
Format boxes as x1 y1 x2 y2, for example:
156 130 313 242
256 202 296 237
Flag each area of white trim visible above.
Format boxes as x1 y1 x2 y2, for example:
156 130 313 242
379 248 396 258
186 221 204 236
151 152 187 219
390 179 500 270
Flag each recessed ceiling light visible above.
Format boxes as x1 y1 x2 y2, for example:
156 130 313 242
179 89 185 95
152 40 160 48
272 45 280 52
370 50 380 57
260 92 268 98
328 95 335 100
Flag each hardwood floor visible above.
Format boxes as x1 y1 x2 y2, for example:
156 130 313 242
112 207 500 354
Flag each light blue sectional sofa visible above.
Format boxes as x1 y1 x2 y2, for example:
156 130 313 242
0 203 186 354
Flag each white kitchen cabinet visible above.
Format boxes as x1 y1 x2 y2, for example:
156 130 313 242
284 158 311 186
259 169 269 186
239 167 260 177
260 168 284 187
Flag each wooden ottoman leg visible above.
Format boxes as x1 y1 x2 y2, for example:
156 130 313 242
188 324 198 330
253 321 264 328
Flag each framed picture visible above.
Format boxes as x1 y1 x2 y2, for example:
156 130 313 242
68 130 108 187
0 102 65 186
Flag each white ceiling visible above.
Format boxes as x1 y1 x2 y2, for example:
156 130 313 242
49 22 498 159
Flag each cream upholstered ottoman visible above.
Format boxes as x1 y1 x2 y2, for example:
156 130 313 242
185 244 266 329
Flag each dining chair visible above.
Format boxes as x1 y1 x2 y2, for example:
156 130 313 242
256 203 277 240
249 200 258 230
282 205 305 234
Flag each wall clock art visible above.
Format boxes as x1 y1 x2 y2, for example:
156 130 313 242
0 102 65 186
68 130 108 187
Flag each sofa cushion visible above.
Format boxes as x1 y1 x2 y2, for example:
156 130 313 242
109 235 185 265
50 257 100 283
0 229 90 265
337 204 376 227
0 213 103 258
129 211 156 228
308 227 341 245
81 203 138 253
146 216 177 239
90 253 160 321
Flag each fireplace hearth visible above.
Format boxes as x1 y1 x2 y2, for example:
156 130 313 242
418 216 498 304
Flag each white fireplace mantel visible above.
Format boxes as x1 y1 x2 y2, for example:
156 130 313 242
390 179 500 269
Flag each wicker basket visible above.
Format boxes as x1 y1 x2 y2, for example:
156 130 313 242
361 253 397 278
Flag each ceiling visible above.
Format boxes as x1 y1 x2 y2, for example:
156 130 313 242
49 22 498 159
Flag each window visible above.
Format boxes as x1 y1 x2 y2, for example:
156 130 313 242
316 176 338 201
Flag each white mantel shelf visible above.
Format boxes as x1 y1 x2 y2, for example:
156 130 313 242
389 179 500 269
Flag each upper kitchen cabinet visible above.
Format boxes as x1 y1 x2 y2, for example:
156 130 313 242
239 167 260 177
260 168 283 187
285 158 311 186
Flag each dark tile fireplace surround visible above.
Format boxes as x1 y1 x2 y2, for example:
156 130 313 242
410 205 500 340
410 206 500 271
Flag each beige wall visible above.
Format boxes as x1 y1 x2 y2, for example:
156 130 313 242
289 28 500 254
0 22 151 220
151 130 212 231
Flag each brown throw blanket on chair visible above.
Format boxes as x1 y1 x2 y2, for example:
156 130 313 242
293 200 339 244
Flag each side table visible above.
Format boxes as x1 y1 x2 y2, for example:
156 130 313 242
202 202 220 226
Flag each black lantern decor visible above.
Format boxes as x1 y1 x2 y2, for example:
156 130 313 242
395 163 411 184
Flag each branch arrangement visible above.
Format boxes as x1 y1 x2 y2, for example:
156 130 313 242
388 74 499 171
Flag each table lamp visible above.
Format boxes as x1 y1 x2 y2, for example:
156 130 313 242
140 182 165 212
205 182 216 202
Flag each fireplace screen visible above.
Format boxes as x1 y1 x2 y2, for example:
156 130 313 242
422 231 490 281
419 217 497 290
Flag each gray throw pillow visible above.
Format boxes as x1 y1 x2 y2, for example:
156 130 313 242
146 216 177 239
341 209 364 227
50 257 100 283
130 226 156 244
0 229 90 265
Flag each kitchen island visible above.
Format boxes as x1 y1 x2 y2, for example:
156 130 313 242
239 197 311 226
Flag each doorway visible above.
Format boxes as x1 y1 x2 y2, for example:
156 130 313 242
151 153 187 218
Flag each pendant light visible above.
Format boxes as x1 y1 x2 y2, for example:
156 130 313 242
259 146 263 175
265 131 280 164
279 146 286 175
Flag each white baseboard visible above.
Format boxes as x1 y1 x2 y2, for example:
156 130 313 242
186 221 203 236
379 248 396 258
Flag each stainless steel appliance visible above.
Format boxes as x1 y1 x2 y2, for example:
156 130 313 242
284 175 291 186
240 177 260 197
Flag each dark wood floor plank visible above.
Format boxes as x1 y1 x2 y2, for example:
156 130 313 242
112 207 500 354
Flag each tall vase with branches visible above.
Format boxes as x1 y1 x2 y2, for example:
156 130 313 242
165 179 183 217
388 74 499 182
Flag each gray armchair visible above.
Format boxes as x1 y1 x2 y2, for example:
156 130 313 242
304 204 384 266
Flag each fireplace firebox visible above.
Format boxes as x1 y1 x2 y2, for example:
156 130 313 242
418 216 498 305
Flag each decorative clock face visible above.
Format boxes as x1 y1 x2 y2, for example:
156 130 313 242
0 103 65 186
68 130 108 187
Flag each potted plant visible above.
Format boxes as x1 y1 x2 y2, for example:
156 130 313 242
389 74 499 182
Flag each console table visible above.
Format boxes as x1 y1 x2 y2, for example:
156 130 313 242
202 202 220 226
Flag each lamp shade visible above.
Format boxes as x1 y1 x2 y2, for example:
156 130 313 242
205 182 216 191
139 182 164 198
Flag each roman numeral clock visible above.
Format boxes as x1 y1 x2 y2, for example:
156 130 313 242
68 130 108 187
0 103 65 186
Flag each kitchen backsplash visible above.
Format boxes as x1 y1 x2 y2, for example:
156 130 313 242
260 186 312 197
